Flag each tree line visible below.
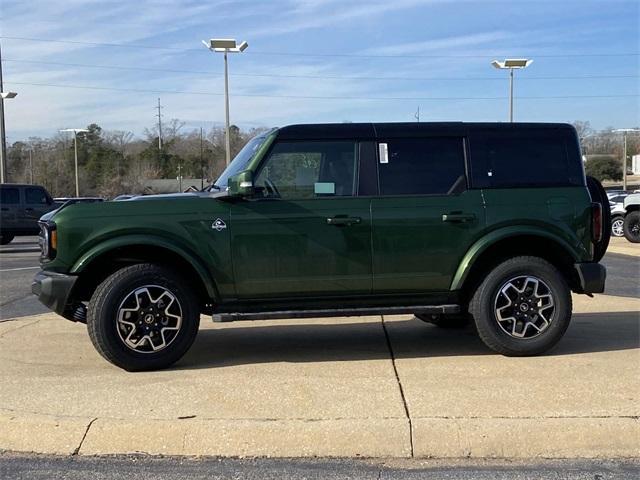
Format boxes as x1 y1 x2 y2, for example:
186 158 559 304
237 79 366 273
5 120 638 198
6 121 266 198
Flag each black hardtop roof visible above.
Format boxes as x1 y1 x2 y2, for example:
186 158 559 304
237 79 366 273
276 122 575 140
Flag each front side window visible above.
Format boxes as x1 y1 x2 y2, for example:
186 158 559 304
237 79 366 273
377 137 466 195
1 187 20 204
25 187 49 205
255 141 357 199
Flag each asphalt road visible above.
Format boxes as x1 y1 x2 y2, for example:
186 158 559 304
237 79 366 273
1 236 638 321
0 454 637 480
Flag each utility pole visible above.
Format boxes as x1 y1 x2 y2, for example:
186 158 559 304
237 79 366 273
200 127 204 190
0 42 7 183
29 149 33 184
156 98 163 154
177 163 182 192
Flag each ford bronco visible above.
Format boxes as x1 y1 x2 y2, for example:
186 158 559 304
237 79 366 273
33 123 609 371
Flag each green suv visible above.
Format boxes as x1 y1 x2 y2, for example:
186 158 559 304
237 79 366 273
33 123 609 371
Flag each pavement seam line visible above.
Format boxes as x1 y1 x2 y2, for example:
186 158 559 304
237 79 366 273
0 319 41 338
381 315 414 458
73 418 97 456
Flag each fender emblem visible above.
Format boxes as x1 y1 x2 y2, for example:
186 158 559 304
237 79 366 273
212 218 227 232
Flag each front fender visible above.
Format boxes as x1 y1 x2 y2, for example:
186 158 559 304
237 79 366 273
70 234 219 300
449 226 582 291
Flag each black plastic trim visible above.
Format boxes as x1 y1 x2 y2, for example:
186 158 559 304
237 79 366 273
31 270 77 316
574 262 606 294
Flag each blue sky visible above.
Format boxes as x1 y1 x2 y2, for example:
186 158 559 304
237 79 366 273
1 0 638 140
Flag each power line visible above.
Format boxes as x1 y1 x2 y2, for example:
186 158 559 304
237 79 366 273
2 36 639 59
5 58 639 82
6 81 639 101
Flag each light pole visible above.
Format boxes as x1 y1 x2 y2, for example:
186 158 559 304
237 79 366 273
613 129 640 192
60 128 88 197
203 38 248 166
491 58 533 122
0 91 17 183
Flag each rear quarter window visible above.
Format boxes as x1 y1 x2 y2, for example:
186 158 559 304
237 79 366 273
469 130 584 188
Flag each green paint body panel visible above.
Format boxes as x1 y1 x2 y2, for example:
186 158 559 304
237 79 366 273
38 123 599 315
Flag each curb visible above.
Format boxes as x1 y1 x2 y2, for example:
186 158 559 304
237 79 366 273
2 411 638 458
0 247 40 254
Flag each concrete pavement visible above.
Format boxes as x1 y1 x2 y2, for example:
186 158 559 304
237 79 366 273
0 293 638 458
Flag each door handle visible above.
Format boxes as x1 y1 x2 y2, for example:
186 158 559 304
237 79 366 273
326 216 361 226
442 213 475 223
25 208 34 211
1 207 8 211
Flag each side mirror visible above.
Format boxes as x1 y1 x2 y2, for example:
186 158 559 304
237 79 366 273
227 170 254 197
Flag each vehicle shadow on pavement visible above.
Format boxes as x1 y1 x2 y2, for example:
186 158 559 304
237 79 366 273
177 311 639 370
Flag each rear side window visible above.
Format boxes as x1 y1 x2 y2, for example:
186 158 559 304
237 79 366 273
377 137 466 195
25 187 49 204
1 187 20 204
470 130 583 188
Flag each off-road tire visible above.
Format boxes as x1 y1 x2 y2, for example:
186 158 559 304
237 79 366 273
415 313 471 329
0 234 15 245
623 211 640 243
87 263 200 371
586 176 611 261
470 256 572 356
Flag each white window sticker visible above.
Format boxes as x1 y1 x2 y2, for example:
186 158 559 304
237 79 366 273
378 143 389 164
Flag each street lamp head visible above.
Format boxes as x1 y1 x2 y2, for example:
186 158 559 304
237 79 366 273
60 128 89 134
613 128 640 133
203 38 248 53
0 91 17 99
492 58 532 69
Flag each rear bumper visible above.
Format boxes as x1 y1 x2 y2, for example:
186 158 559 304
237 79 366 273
574 262 606 294
31 270 77 316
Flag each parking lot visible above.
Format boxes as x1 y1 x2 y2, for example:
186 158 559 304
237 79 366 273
0 237 638 458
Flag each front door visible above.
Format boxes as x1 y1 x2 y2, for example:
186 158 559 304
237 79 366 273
371 136 486 293
230 140 372 298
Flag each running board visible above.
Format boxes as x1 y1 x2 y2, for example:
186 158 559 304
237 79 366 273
212 304 460 322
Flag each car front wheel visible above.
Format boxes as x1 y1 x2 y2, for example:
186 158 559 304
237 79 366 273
87 264 200 371
469 256 572 356
0 234 15 245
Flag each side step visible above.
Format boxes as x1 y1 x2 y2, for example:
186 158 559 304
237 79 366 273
212 304 460 322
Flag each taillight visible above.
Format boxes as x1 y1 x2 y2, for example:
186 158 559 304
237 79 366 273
591 202 603 243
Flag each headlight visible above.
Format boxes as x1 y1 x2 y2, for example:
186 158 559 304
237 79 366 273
38 222 57 260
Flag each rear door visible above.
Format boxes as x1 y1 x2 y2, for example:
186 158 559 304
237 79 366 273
229 140 372 298
0 186 21 233
371 135 486 293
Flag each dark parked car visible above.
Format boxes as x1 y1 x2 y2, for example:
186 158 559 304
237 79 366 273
0 184 57 245
33 122 609 371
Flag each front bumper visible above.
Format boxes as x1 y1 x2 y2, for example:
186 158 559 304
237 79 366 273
574 262 606 294
31 270 77 316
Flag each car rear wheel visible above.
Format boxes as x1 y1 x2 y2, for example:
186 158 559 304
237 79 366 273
0 234 15 245
470 256 572 356
623 211 640 243
611 217 625 237
87 263 200 371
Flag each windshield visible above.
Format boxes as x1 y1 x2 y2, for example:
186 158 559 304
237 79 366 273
214 133 271 189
